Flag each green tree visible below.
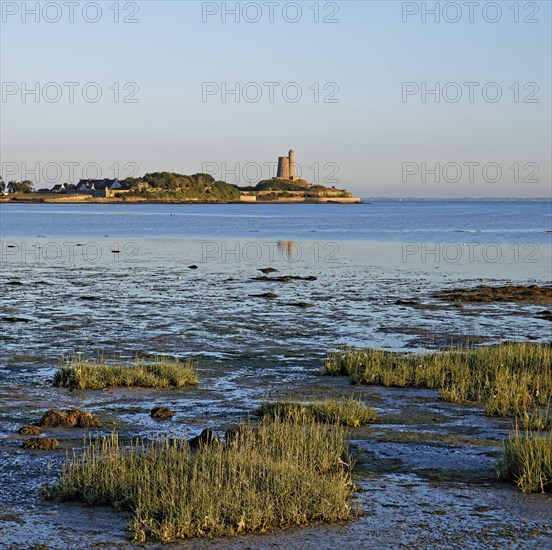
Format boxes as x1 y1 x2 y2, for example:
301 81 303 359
8 180 34 193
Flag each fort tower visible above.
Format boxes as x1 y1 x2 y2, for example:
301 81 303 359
289 149 295 180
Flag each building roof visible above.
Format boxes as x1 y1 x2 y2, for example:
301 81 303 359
76 179 122 190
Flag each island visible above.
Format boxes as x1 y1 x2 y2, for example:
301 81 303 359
0 150 361 204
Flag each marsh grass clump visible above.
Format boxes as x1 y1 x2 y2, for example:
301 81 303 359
515 407 552 431
496 427 552 493
258 398 377 427
43 418 356 543
54 355 198 390
324 343 551 419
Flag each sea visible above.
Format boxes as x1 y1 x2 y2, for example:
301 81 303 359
1 200 550 242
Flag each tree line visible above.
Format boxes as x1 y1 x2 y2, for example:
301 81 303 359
0 177 34 194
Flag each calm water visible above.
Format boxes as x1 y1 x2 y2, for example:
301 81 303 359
1 201 551 243
1 200 550 375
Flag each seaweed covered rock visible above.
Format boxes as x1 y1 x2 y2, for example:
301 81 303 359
150 407 175 420
252 275 317 283
18 425 41 435
224 424 255 444
435 285 552 304
22 437 59 450
189 428 219 449
39 409 101 429
252 292 277 299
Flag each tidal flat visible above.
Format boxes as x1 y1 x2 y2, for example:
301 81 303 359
1 238 551 548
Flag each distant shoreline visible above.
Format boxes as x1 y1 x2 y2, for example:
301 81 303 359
0 196 549 204
0 196 362 205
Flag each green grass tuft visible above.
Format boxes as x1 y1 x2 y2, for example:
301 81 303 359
43 418 356 543
324 343 551 419
54 355 198 390
258 398 377 427
496 427 552 493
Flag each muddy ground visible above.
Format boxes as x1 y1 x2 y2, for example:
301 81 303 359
1 240 551 548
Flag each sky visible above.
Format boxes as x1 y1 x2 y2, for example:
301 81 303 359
1 0 551 198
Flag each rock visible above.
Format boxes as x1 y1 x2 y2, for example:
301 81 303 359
252 292 277 299
39 409 101 429
6 281 23 285
150 407 175 420
225 425 255 444
395 299 420 306
434 285 552 305
252 275 317 283
259 268 278 274
393 299 440 311
22 437 59 450
291 302 315 308
18 425 41 435
188 265 198 269
536 310 552 322
2 317 30 323
189 428 219 449
79 296 100 301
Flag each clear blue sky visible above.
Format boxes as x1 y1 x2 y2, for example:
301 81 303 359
1 0 550 197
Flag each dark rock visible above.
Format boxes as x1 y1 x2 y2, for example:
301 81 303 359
393 299 441 311
189 428 219 449
259 268 278 274
150 407 175 420
6 280 23 285
2 317 30 323
188 265 199 269
290 302 315 308
22 437 59 451
252 292 277 299
225 425 255 444
18 425 41 435
79 296 100 301
395 299 420 306
252 275 317 283
39 409 101 429
536 310 552 322
434 285 552 305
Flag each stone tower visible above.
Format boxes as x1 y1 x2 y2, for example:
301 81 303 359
277 157 283 178
288 149 295 180
276 150 295 180
277 156 290 180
